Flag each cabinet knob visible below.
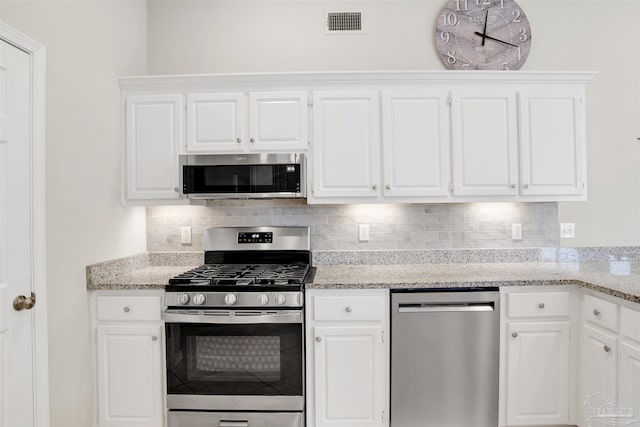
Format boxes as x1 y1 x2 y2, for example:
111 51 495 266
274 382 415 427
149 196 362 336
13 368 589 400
315 337 322 343
604 345 611 353
512 332 518 338
123 306 130 313
152 336 158 342
236 138 241 143
345 306 352 313
510 184 516 189
174 187 179 192
385 185 391 190
250 138 255 143
523 184 530 189
593 309 601 316
538 303 545 309
372 185 377 190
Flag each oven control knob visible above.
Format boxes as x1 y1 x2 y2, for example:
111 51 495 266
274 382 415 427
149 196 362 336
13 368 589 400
224 293 237 305
257 294 269 305
275 294 287 305
192 293 206 305
178 293 191 305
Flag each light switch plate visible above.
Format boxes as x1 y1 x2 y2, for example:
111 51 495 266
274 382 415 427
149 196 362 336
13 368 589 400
181 226 192 244
358 224 370 242
512 223 523 241
560 223 575 239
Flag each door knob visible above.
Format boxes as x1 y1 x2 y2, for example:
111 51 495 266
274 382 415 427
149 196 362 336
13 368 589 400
13 292 36 311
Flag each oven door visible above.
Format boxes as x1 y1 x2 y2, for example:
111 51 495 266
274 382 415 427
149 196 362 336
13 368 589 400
163 309 304 411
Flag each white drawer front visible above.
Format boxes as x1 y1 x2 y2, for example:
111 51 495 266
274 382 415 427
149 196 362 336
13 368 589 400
97 296 162 322
583 294 619 333
507 291 570 318
313 295 385 322
621 306 640 343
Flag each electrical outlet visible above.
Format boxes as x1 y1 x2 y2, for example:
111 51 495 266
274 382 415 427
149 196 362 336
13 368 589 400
358 224 370 242
181 226 192 245
512 223 523 241
560 223 575 239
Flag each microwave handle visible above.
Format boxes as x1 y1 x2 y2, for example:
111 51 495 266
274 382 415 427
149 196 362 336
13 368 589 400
163 309 303 324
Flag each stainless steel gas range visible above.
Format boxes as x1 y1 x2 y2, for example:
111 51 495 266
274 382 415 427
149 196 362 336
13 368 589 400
163 226 313 427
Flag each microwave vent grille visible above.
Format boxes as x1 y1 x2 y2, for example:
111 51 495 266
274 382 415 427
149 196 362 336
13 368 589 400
326 12 364 33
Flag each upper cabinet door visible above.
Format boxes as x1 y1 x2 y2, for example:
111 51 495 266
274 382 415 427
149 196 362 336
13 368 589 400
381 90 450 197
186 93 245 153
248 91 308 152
311 91 380 199
125 94 183 201
451 88 518 196
519 87 586 197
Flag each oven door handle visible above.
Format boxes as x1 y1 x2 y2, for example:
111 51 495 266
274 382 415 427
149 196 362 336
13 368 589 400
163 310 303 324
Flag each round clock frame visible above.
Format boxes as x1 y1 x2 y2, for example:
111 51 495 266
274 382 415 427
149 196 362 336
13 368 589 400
435 0 532 70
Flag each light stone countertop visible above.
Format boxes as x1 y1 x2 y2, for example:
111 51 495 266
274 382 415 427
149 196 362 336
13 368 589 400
86 255 640 304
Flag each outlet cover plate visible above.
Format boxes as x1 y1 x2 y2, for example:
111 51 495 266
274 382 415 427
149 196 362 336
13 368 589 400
560 223 575 239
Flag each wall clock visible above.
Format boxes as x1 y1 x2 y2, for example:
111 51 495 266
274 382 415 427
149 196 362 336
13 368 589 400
435 0 531 70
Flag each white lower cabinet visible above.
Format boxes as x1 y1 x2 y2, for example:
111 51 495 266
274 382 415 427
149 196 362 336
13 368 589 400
501 289 573 426
306 289 389 427
94 293 164 427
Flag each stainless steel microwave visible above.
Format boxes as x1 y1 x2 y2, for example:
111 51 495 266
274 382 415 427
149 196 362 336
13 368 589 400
180 153 306 199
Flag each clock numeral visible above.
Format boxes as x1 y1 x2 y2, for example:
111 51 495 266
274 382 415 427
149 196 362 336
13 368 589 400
502 63 510 70
512 9 522 23
455 0 469 11
500 0 505 8
462 63 471 70
475 0 491 5
442 12 458 26
519 27 528 42
514 46 522 60
440 31 451 45
447 49 457 64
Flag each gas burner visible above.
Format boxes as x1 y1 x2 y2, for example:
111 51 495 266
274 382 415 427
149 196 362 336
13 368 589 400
168 263 310 287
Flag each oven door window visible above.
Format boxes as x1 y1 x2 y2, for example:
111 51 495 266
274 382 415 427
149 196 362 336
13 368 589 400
165 322 302 396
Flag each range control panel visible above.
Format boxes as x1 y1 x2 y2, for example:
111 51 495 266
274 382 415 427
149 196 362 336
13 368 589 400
238 232 273 244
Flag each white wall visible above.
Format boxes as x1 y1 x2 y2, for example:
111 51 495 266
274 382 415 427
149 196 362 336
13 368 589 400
0 2 148 426
148 0 640 247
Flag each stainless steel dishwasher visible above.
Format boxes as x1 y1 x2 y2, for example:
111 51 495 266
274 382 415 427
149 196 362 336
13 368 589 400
391 288 500 427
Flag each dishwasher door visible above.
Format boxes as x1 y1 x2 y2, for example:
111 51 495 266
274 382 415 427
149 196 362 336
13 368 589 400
391 289 500 427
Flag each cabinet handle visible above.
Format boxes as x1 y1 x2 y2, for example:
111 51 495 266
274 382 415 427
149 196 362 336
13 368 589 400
236 138 241 143
152 336 158 342
512 332 518 338
372 185 377 190
538 303 545 309
250 138 255 143
604 345 611 353
593 309 601 316
123 306 130 313
345 306 352 313
315 337 322 343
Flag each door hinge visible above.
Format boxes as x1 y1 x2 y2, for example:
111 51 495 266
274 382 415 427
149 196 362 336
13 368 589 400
449 182 454 192
382 330 385 343
382 410 385 423
308 100 313 108
447 95 452 106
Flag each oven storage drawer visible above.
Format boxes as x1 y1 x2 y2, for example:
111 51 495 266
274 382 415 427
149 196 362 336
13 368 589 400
311 294 386 321
97 295 162 321
168 411 303 427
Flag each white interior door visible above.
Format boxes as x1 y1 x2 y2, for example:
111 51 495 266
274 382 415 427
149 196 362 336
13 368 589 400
0 38 36 427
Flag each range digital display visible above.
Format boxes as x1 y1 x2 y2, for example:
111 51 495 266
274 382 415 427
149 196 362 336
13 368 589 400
237 232 273 244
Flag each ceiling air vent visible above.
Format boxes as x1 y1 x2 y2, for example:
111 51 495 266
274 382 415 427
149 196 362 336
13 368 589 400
326 11 364 34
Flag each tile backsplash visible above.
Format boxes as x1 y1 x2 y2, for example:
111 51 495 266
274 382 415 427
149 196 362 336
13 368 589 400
147 201 559 252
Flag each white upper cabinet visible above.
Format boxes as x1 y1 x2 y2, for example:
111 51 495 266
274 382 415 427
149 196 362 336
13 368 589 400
451 87 519 197
249 91 308 151
310 91 380 199
519 87 586 197
186 93 245 153
381 90 450 197
124 94 183 202
186 91 308 154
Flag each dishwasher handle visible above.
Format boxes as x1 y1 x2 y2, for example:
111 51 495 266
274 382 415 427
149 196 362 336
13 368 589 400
398 302 495 313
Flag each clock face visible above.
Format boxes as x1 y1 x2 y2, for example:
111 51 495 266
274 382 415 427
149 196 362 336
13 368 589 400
435 0 531 70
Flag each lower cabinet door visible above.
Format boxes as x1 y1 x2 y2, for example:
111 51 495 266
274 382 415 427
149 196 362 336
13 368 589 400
582 324 618 427
97 324 163 427
313 326 385 427
618 341 640 425
506 321 570 425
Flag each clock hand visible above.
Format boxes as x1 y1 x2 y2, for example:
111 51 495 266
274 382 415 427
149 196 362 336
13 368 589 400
473 31 519 48
481 10 489 46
